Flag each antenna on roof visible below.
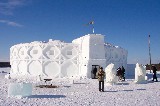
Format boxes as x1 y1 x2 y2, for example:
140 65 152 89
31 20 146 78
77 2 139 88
93 26 94 33
86 21 95 34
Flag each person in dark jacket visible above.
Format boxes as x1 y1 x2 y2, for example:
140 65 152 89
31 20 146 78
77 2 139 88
117 67 122 81
152 65 158 82
96 67 105 92
121 66 125 81
92 67 97 79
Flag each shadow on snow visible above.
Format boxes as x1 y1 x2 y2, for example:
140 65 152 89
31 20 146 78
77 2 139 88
116 82 129 85
28 95 66 98
136 88 146 90
104 90 118 92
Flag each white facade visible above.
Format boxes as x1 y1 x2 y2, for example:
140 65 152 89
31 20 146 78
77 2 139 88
10 34 127 79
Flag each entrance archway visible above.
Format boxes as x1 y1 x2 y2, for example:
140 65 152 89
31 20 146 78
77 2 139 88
91 65 100 79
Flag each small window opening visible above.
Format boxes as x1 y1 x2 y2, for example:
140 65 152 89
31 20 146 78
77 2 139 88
67 50 72 55
33 50 38 54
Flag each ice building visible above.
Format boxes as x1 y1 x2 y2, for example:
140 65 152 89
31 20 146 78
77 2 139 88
10 34 127 79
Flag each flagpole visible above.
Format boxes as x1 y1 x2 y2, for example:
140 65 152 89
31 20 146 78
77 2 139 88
87 21 94 34
92 26 94 33
148 35 152 73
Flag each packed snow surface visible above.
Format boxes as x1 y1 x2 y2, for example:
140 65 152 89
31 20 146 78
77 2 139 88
0 68 160 106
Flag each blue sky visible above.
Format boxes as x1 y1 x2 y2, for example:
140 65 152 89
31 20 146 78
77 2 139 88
0 0 160 64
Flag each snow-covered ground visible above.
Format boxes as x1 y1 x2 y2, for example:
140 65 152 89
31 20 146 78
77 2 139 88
1 68 160 106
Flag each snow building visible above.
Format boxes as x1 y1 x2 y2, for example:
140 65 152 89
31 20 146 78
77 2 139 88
10 34 127 79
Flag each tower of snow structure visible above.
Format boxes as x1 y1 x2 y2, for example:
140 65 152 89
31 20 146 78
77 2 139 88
72 34 106 78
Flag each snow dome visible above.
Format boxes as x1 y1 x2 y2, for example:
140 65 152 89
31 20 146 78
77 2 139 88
10 34 127 79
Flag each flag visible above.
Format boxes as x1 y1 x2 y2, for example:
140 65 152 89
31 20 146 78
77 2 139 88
86 21 94 25
89 21 94 24
85 21 95 33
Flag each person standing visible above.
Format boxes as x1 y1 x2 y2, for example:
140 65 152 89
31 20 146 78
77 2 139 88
117 67 122 81
96 67 105 92
121 66 125 81
152 65 158 82
92 67 97 79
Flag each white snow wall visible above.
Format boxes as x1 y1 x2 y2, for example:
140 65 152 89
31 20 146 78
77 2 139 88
10 34 127 79
10 40 80 78
105 44 128 70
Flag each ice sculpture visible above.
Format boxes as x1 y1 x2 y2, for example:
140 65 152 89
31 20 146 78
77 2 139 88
134 63 147 84
8 83 32 98
105 63 118 85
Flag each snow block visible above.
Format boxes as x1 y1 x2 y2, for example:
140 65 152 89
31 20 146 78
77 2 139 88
134 63 147 84
105 63 118 85
8 83 32 98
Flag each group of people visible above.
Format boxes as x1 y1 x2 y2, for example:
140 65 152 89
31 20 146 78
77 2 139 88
93 65 159 92
92 66 126 92
116 66 125 81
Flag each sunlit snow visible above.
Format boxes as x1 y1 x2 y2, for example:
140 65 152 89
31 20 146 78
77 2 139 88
0 66 160 106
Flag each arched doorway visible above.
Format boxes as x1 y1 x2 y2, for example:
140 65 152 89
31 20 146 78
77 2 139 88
91 65 100 79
